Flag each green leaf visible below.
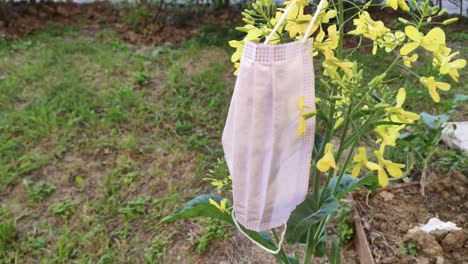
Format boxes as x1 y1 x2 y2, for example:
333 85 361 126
420 112 450 130
160 194 277 251
285 194 339 244
313 228 327 257
314 132 324 153
75 176 84 186
325 174 379 200
452 94 468 111
159 194 232 224
287 256 299 264
329 235 340 264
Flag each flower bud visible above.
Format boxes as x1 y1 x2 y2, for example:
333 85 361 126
375 103 391 109
426 17 432 23
320 79 331 89
442 18 459 25
398 18 410 25
438 9 447 16
330 95 344 100
333 117 345 130
302 110 317 119
242 18 254 25
369 73 387 87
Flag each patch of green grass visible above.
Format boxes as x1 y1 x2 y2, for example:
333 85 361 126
23 180 56 202
49 200 77 217
189 218 229 254
0 24 234 262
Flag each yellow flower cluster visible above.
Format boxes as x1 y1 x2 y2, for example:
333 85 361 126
348 11 405 54
401 26 466 102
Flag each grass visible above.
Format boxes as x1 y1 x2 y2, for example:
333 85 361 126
0 24 236 263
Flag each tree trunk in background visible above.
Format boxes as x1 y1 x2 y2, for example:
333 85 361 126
223 0 229 8
460 0 463 18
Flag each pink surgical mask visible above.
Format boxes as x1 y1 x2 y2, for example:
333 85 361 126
222 0 325 253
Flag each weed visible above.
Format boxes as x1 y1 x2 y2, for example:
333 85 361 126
131 71 150 85
119 196 152 219
49 200 77 217
433 148 468 175
189 218 228 254
399 242 417 256
0 221 17 253
145 235 170 263
23 180 56 202
126 6 153 33
337 202 354 246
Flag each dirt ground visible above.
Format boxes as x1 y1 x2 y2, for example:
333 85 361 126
0 2 241 45
354 172 468 264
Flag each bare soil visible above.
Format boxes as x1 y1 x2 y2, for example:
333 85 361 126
0 2 241 45
354 171 468 264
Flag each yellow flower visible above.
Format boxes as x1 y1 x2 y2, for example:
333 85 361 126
433 46 467 83
348 11 390 54
351 147 380 178
209 198 229 213
403 54 418 68
210 180 224 194
386 0 410 11
297 96 317 136
419 76 451 103
323 49 355 80
374 150 406 187
317 143 337 172
400 26 445 55
314 24 339 53
286 13 314 38
375 123 404 152
379 31 406 52
385 88 420 124
233 63 240 76
228 40 244 63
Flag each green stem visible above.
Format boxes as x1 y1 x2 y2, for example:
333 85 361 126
337 0 344 59
272 229 291 264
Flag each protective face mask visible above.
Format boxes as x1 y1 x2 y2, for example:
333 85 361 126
222 0 325 253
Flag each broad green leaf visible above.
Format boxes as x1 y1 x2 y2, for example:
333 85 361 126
325 174 379 200
329 235 340 264
159 194 232 224
160 194 276 250
285 194 338 244
420 112 449 130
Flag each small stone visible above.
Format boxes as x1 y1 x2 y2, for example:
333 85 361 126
430 230 448 242
436 256 444 264
399 220 410 232
379 191 394 201
417 208 432 223
441 230 466 251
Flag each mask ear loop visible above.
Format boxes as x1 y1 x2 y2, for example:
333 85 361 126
301 0 327 43
264 0 298 45
231 210 287 255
